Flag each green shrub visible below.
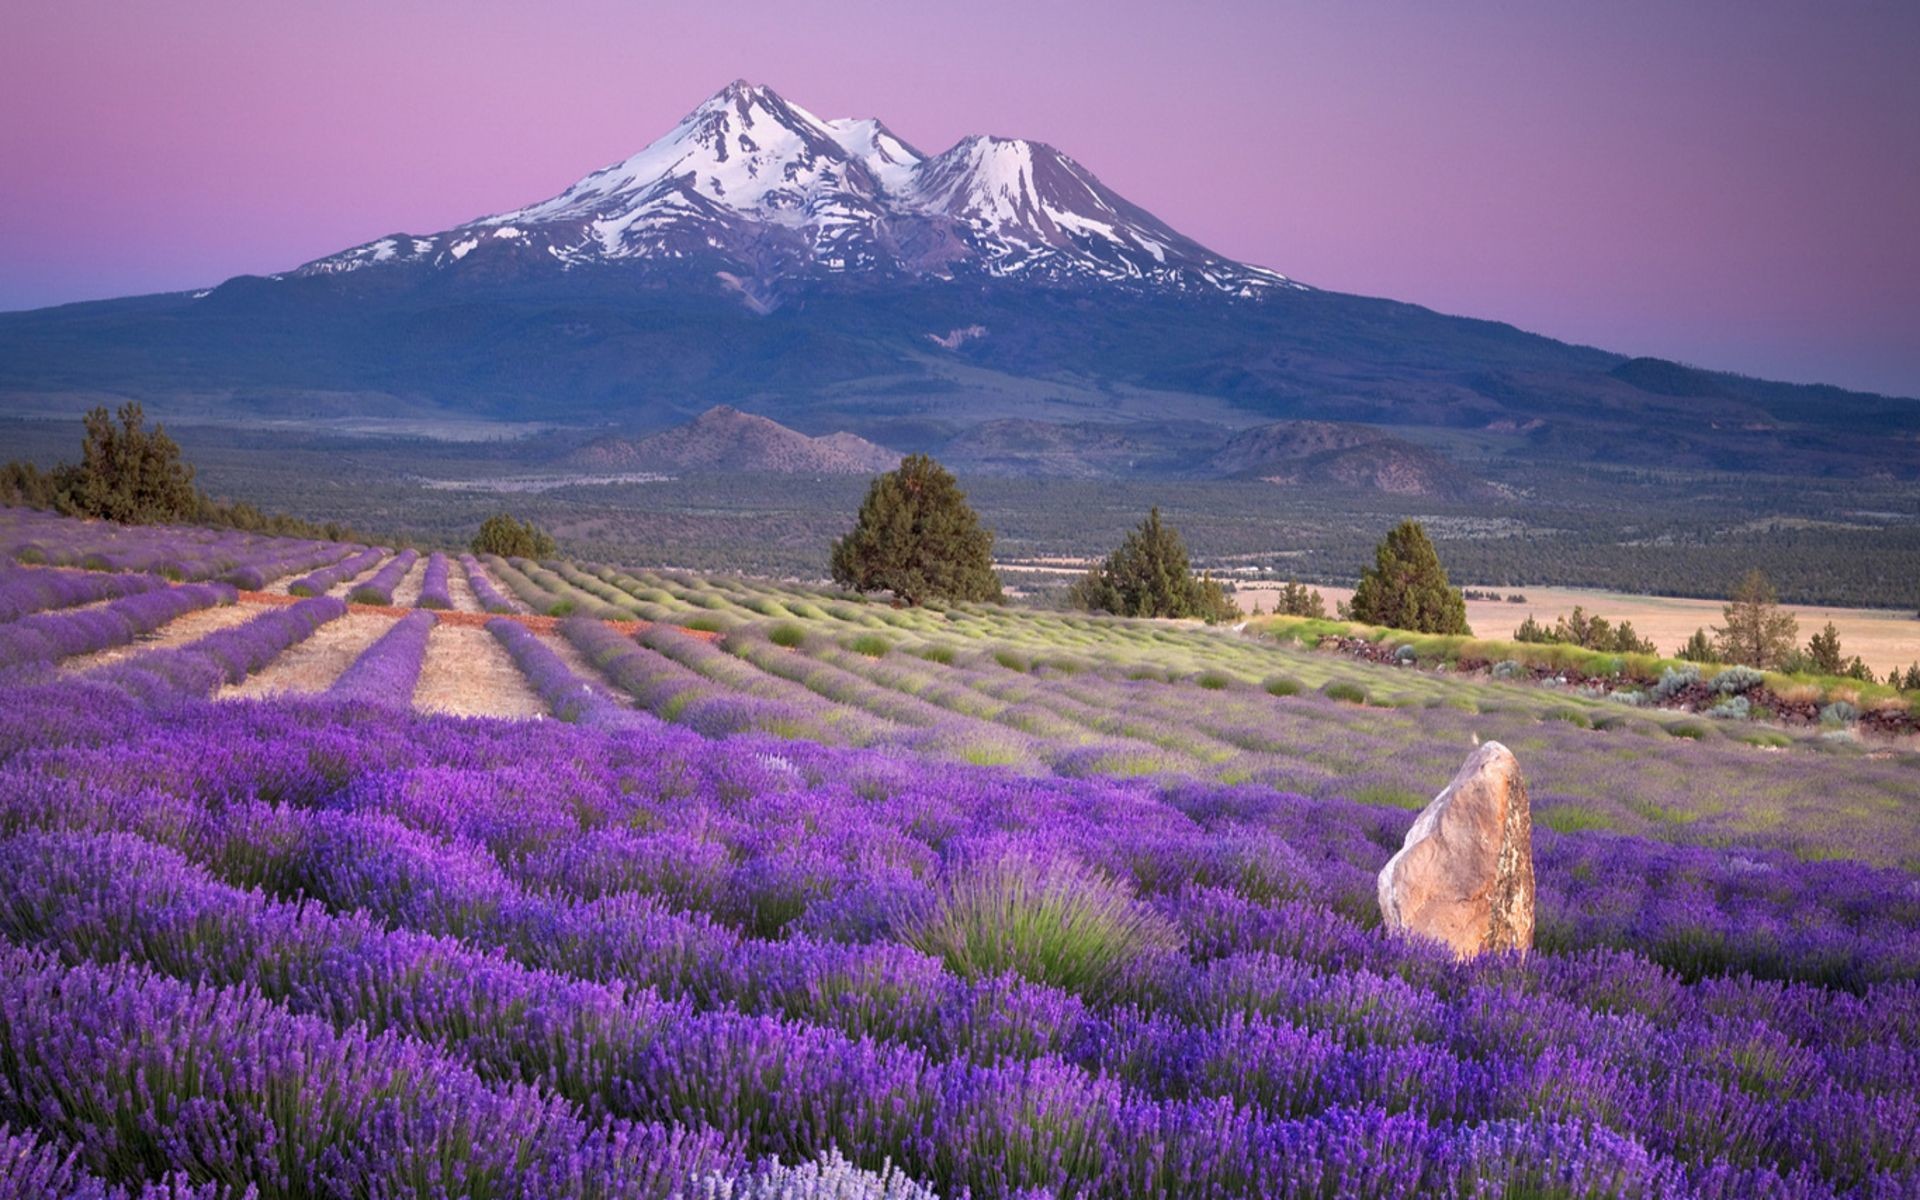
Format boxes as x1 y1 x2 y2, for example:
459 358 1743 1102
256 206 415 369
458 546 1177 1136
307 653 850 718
1195 670 1234 691
768 623 808 649
683 614 730 633
1320 680 1369 705
847 633 891 658
1262 675 1304 697
916 644 956 665
994 649 1029 672
901 851 1178 998
1543 707 1592 728
1665 721 1712 741
546 600 576 618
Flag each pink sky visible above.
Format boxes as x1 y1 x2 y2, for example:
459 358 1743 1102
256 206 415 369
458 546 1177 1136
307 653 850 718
3 0 1916 396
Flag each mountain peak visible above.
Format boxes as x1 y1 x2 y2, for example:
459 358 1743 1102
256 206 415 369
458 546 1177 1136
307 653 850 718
292 80 1300 301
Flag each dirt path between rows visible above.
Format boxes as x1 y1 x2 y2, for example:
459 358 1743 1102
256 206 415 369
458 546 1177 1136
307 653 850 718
445 559 483 613
221 612 395 699
389 557 427 608
60 603 261 674
414 624 548 718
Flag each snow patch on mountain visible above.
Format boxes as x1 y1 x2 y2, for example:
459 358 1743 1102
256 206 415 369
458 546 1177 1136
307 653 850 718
292 80 1300 301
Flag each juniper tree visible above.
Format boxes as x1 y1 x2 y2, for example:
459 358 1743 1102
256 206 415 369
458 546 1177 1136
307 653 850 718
471 513 557 558
53 403 199 524
1068 507 1235 622
1348 520 1470 635
830 454 1001 606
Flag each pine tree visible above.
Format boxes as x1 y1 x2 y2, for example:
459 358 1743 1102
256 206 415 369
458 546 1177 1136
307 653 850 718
830 455 1001 606
1348 520 1470 635
1804 622 1846 675
1711 570 1799 669
1069 507 1235 622
1272 580 1327 619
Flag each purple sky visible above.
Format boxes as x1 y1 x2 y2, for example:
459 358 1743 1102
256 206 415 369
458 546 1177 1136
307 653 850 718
4 0 1917 396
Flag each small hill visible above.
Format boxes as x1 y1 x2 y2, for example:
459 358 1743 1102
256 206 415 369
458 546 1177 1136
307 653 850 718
1206 421 1485 498
570 407 899 475
1608 357 1726 398
941 419 1214 477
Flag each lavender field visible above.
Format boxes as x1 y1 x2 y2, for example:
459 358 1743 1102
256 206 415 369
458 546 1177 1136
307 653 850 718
1 508 1917 1198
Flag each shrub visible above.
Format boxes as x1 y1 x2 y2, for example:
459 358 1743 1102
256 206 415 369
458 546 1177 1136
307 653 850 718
1491 660 1525 680
900 849 1178 997
1320 680 1369 705
916 644 956 665
847 633 891 658
1665 721 1712 741
1818 700 1859 727
768 623 808 649
1707 696 1751 720
1543 707 1592 728
1652 666 1700 702
1195 670 1233 691
1262 675 1304 697
1709 666 1766 695
1068 507 1235 623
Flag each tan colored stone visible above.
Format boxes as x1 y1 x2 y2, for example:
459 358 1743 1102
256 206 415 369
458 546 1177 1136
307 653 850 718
1377 741 1534 957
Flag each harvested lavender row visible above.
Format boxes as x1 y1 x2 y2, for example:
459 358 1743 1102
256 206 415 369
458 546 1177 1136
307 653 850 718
462 553 517 613
89 595 347 703
415 552 452 610
287 546 385 597
487 617 638 726
0 582 233 670
561 616 837 739
348 548 419 606
0 566 167 624
329 610 436 705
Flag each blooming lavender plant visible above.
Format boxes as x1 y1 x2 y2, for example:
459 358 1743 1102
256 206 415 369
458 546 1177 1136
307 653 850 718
0 581 233 670
416 551 452 610
329 609 436 705
287 546 385 597
348 547 419 605
0 565 167 624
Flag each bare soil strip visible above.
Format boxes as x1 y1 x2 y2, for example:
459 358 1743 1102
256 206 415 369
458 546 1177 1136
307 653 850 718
389 557 427 608
59 603 260 674
222 612 395 699
445 561 483 613
413 623 548 718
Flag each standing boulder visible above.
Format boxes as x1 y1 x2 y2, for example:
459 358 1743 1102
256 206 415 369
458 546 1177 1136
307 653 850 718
1377 741 1534 957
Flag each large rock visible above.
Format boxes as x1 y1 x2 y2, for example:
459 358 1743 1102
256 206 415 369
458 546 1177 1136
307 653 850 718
1377 741 1535 957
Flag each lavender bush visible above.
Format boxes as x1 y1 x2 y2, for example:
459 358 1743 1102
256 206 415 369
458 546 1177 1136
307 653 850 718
287 546 385 597
0 565 166 623
347 547 419 605
329 609 435 705
462 554 518 613
0 581 232 670
416 551 452 610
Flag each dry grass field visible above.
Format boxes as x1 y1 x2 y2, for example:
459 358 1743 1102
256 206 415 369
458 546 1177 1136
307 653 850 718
1235 582 1920 675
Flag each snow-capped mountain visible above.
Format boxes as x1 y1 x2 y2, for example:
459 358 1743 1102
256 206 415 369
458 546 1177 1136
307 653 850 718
294 80 1297 301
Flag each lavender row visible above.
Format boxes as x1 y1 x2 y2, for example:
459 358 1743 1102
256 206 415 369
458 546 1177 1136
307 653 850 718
0 581 233 670
463 553 517 613
563 618 847 740
416 551 452 609
0 565 166 624
328 609 436 705
286 546 385 597
487 616 636 726
0 945 739 1198
347 547 419 605
89 595 346 703
216 538 356 591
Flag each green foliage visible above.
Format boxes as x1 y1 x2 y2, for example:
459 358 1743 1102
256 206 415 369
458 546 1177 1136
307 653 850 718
1512 606 1655 654
2 402 196 523
1320 680 1370 705
470 513 557 559
1348 520 1470 635
1067 507 1237 622
768 623 808 649
846 633 891 658
1268 581 1328 619
1711 570 1799 669
829 455 1001 607
901 850 1178 998
1262 675 1304 697
1676 628 1716 662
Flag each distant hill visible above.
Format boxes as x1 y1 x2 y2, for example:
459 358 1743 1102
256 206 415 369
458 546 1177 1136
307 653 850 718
1207 421 1488 498
570 406 899 475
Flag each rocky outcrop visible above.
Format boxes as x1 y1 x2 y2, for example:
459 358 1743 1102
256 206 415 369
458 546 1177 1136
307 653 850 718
1377 741 1534 957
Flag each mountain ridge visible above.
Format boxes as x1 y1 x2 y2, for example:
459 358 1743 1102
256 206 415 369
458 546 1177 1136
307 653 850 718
570 405 900 475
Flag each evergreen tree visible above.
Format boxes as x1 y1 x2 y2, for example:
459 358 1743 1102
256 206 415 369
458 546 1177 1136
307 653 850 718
830 455 1001 606
471 513 557 559
1272 580 1328 619
1348 520 1470 634
1711 570 1799 669
57 402 199 523
1805 622 1846 675
1069 507 1236 622
1677 628 1715 662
